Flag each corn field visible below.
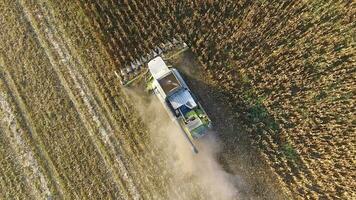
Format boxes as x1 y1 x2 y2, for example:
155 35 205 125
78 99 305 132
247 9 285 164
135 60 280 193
0 0 354 199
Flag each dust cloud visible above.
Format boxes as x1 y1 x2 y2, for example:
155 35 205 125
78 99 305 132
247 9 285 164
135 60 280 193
125 88 241 200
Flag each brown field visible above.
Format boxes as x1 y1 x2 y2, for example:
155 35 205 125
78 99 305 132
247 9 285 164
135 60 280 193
0 0 354 199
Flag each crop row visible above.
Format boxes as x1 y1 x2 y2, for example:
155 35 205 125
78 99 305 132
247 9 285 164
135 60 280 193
181 1 354 198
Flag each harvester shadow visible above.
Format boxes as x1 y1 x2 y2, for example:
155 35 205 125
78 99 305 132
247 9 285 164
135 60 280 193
171 51 291 199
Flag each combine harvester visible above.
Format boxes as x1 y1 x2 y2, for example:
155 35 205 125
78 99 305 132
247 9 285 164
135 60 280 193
146 56 212 153
116 39 212 153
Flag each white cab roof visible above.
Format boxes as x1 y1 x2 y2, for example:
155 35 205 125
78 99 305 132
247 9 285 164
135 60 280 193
148 56 170 80
168 89 197 110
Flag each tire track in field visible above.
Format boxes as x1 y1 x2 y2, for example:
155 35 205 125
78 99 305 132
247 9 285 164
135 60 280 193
0 92 51 199
17 1 140 199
